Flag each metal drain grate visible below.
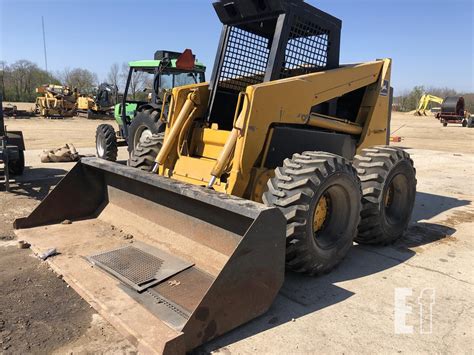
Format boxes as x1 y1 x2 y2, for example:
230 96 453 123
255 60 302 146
88 244 194 292
90 246 163 286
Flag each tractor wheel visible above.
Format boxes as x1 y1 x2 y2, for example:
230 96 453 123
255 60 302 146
129 133 164 172
96 124 118 162
9 150 25 176
263 152 361 275
354 146 417 245
468 117 474 128
128 108 164 154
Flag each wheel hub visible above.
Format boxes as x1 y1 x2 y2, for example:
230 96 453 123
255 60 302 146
137 128 152 146
384 182 394 208
96 137 105 157
313 195 329 233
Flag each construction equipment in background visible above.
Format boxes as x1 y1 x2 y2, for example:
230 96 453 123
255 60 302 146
439 96 469 127
76 83 119 119
35 85 77 118
15 0 417 353
3 104 35 118
468 114 474 128
0 95 26 191
95 50 206 162
415 94 443 116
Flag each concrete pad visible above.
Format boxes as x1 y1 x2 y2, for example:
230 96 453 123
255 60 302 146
196 148 474 354
3 113 473 353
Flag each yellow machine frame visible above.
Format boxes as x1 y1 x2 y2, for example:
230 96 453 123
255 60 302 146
76 96 96 111
155 59 391 201
35 85 77 117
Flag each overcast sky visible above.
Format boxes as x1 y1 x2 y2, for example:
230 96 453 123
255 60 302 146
1 0 473 94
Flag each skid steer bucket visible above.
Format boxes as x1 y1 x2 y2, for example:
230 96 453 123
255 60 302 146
15 158 286 354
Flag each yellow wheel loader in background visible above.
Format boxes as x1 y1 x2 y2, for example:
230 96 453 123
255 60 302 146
15 0 417 353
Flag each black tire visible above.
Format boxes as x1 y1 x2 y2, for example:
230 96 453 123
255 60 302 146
263 152 361 275
468 118 474 128
462 119 467 127
354 146 417 245
128 108 164 153
129 133 164 172
96 124 118 162
9 149 25 176
442 122 448 127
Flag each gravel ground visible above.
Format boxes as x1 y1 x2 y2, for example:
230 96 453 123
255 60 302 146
1 111 472 354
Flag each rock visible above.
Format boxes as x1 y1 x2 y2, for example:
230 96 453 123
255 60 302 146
61 219 72 225
18 240 30 249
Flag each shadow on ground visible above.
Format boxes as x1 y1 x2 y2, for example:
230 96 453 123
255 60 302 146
412 191 470 222
1 167 67 199
195 192 462 353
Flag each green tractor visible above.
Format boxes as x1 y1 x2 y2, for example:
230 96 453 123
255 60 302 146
96 49 206 161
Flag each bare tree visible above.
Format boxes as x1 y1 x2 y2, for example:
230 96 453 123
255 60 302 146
0 60 58 101
120 62 145 100
58 68 71 87
107 63 121 91
59 67 98 94
0 61 6 97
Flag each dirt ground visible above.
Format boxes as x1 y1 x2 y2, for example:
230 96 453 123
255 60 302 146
1 110 473 354
0 245 93 353
389 112 474 154
4 116 112 150
0 178 136 354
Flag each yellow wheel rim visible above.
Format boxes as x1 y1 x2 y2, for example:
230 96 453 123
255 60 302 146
384 182 394 208
313 195 329 232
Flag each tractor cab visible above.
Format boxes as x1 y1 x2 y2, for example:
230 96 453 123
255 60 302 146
115 49 206 125
96 49 206 162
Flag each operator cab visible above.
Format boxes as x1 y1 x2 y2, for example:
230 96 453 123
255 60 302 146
123 49 206 111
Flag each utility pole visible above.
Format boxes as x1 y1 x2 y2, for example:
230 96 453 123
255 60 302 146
42 16 48 72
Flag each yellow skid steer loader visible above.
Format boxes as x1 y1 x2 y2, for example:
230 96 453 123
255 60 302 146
15 0 417 353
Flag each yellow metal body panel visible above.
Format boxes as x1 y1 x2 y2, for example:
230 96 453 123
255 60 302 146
158 59 392 200
77 96 95 110
190 127 230 159
355 59 392 151
228 60 388 195
158 83 210 174
171 156 227 193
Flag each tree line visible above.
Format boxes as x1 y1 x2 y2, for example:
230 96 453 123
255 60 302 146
0 59 150 102
394 86 474 112
2 59 472 111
